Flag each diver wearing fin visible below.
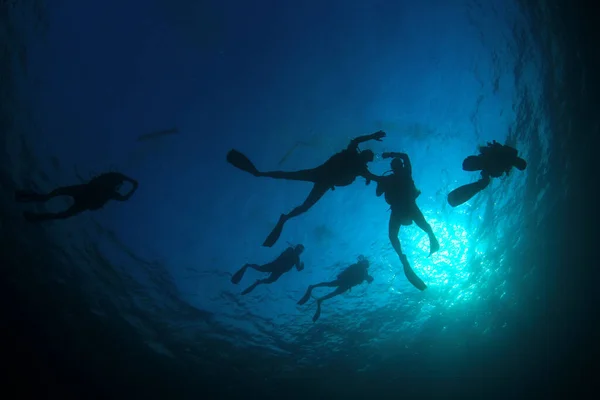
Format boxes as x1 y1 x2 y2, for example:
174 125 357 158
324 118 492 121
368 152 439 291
231 244 305 295
447 140 527 207
15 172 139 222
297 256 373 322
226 131 385 247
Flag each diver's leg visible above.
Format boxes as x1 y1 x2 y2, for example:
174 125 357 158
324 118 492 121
232 263 260 284
317 286 348 302
479 172 492 186
297 280 339 305
232 262 276 284
285 183 329 219
48 185 87 198
241 273 282 295
412 205 440 256
388 212 404 259
247 263 273 273
462 155 484 171
313 286 348 322
263 183 330 247
259 168 319 182
23 203 86 222
15 184 83 203
389 212 427 291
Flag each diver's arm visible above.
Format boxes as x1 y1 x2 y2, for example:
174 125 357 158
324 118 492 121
347 130 386 150
376 181 384 197
361 169 382 185
398 153 412 175
383 152 412 175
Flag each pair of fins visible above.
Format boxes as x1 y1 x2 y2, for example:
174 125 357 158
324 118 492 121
297 288 322 322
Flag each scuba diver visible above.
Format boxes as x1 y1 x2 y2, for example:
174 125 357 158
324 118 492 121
447 140 527 207
14 172 139 222
297 256 374 322
231 244 305 295
226 130 385 247
368 151 439 291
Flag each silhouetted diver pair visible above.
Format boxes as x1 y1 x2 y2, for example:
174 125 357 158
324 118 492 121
231 246 373 322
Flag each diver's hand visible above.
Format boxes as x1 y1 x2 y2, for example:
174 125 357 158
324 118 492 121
372 130 386 141
382 152 392 159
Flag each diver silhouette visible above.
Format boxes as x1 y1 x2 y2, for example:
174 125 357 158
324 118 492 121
447 140 527 207
368 152 439 291
226 130 385 247
15 172 139 222
297 256 374 322
231 244 305 295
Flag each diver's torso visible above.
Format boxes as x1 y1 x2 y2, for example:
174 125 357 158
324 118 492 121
272 248 297 272
481 145 517 177
382 174 417 206
338 263 367 286
323 150 365 186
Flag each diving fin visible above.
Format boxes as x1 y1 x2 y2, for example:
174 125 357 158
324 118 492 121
241 282 258 295
447 178 490 207
297 288 312 305
231 265 248 284
312 302 322 322
263 215 286 247
403 265 427 291
399 254 427 291
226 149 260 176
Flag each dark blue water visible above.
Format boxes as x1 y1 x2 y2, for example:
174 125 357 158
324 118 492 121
1 0 595 398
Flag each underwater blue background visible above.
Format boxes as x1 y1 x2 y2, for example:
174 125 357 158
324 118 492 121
1 0 595 398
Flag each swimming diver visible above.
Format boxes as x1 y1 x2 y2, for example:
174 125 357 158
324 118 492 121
226 130 385 247
447 140 527 207
231 244 305 295
15 172 139 221
297 256 374 322
369 151 439 291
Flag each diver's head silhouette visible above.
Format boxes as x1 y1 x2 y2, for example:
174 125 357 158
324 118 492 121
390 157 404 173
357 256 373 283
294 244 305 255
357 255 369 268
360 149 375 163
514 157 527 171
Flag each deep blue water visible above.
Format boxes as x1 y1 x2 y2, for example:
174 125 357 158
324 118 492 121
1 0 596 398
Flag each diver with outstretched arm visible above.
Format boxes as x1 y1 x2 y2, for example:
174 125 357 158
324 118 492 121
447 140 527 207
231 244 306 295
297 256 374 322
226 130 386 247
367 151 439 291
15 172 139 222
